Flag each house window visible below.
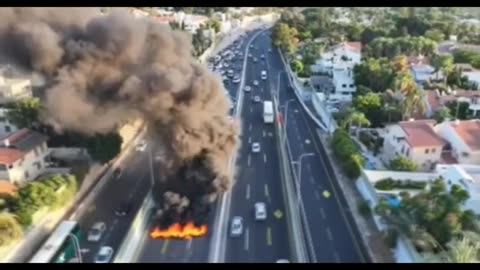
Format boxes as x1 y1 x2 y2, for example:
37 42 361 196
4 125 10 133
432 148 436 153
342 84 347 88
401 146 405 154
24 170 29 179
35 162 42 170
349 84 354 88
406 148 410 156
425 149 429 154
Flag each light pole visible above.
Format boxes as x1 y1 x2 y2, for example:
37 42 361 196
282 99 296 147
293 153 314 207
148 142 155 188
68 233 82 263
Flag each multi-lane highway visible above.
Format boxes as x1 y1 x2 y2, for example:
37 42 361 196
76 140 152 263
224 31 291 263
135 29 260 263
269 40 370 262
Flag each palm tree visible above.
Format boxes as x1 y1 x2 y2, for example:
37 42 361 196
422 231 480 263
0 212 24 247
342 110 370 137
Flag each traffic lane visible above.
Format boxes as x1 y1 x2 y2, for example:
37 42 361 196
78 149 151 262
287 102 365 262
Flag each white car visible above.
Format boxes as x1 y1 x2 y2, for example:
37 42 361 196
135 140 147 152
253 57 258 62
268 49 272 53
88 222 106 242
233 77 241 84
253 96 261 103
327 107 339 113
253 80 259 86
230 216 244 237
261 54 265 59
276 259 290 263
94 246 114 263
224 62 230 68
244 85 251 92
251 142 261 153
248 53 252 58
254 202 267 221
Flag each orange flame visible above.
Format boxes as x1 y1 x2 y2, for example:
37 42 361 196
150 222 208 240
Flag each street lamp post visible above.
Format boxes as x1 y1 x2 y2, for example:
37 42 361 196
293 153 314 207
148 143 155 188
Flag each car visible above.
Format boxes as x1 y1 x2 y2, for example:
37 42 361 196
327 106 339 113
248 53 252 58
88 222 107 242
250 45 253 49
230 216 244 237
268 48 272 53
94 246 114 263
253 96 261 103
254 202 267 221
233 77 241 84
251 142 261 153
115 202 132 217
276 259 290 263
220 70 226 75
253 80 259 86
207 63 213 70
223 62 230 68
135 140 147 152
253 57 257 62
244 85 251 92
222 75 229 81
260 54 265 59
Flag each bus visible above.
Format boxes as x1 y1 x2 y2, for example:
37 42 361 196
263 101 274 124
29 221 83 263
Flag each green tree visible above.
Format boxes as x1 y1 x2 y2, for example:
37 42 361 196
432 55 454 85
6 97 42 129
290 59 304 74
272 22 298 54
206 19 222 33
85 133 123 164
389 156 418 172
433 107 452 123
353 92 384 127
425 29 445 43
0 213 24 247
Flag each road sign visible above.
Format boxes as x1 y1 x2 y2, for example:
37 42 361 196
274 210 283 219
323 190 331 199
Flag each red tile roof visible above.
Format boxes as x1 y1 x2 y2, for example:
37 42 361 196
345 42 362 53
450 120 480 151
0 148 24 165
399 120 446 148
0 180 17 195
1 128 30 144
426 90 480 113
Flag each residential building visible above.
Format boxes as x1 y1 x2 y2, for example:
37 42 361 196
425 89 480 118
435 119 480 165
382 119 445 171
0 128 49 185
0 107 18 137
0 74 32 104
310 42 361 100
182 14 209 34
410 63 443 85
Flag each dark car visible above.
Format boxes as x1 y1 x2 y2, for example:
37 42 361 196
115 202 133 217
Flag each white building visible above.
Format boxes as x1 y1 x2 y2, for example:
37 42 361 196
182 14 209 34
463 69 480 88
410 63 443 85
0 75 32 104
382 120 446 171
310 42 361 100
435 119 480 165
0 128 49 185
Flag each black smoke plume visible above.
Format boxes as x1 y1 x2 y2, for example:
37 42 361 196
0 8 239 228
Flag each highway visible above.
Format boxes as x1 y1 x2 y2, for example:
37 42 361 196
224 31 291 263
268 37 370 262
76 141 152 263
136 29 260 263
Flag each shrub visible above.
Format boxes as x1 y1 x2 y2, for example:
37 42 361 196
331 128 365 179
389 156 418 172
358 200 372 218
375 178 427 190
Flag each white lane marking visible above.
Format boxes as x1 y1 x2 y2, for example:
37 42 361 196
250 107 253 113
248 137 251 144
320 207 326 220
263 154 267 163
249 124 252 131
247 154 251 167
314 190 320 200
334 252 341 262
326 227 333 241
263 130 266 137
187 239 193 250
246 184 250 200
244 228 250 251
309 176 315 184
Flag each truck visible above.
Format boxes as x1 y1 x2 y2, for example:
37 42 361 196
263 101 274 124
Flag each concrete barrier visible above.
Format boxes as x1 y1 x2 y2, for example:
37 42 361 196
113 191 154 263
272 95 309 262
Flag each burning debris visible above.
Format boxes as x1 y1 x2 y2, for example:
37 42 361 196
150 222 208 240
0 8 239 236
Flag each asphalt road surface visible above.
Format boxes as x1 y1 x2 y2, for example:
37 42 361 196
136 29 260 263
224 31 291 263
76 141 152 263
269 35 370 262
